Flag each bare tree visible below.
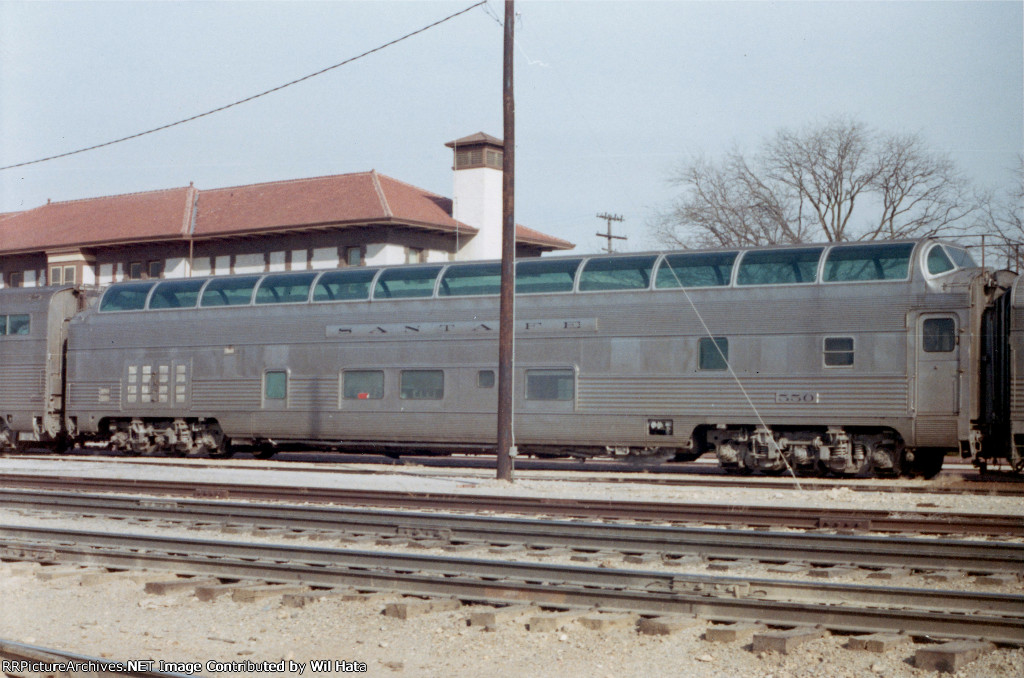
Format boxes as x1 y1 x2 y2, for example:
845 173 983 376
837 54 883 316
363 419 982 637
653 118 983 248
976 155 1024 267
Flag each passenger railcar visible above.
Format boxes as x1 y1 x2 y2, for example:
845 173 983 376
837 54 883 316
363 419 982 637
1 237 1021 477
0 286 82 450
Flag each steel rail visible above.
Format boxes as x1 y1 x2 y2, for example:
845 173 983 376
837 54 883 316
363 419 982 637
16 452 1024 496
0 472 1020 536
2 489 1021 574
0 638 197 677
1 525 1021 645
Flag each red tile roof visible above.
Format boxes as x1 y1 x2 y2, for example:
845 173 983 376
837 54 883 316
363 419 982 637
515 223 574 250
0 171 573 254
194 171 472 237
0 187 195 254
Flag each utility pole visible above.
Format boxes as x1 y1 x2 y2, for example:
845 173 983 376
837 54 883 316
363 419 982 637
596 213 626 253
496 0 515 482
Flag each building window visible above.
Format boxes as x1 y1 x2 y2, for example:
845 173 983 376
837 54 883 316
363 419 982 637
128 262 144 280
148 260 163 279
8 272 22 288
823 337 854 367
698 337 729 371
346 247 363 267
264 371 288 400
49 266 62 285
405 247 426 264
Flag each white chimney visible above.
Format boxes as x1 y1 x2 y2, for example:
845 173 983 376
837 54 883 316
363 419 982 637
445 132 504 261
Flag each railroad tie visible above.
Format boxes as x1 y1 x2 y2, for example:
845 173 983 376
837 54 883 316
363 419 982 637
752 627 829 654
846 634 912 653
704 623 766 643
914 641 996 673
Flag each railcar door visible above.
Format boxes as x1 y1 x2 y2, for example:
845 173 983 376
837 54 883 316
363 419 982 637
914 314 961 442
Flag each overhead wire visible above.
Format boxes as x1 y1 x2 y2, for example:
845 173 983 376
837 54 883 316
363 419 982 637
661 260 804 488
0 1 487 172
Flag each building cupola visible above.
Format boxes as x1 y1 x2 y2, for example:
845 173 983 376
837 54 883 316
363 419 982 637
445 132 504 260
446 132 504 171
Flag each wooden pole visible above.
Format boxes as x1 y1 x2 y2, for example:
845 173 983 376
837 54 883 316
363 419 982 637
496 0 515 482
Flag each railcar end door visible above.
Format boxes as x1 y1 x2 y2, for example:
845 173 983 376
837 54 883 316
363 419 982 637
915 314 960 416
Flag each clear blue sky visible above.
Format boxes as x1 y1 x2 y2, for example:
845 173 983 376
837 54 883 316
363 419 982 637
1 1 1021 253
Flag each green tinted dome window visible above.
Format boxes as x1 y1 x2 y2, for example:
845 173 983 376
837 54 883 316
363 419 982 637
824 243 914 282
737 248 823 285
373 266 443 299
439 263 501 296
100 282 156 311
255 272 317 304
926 246 955 275
0 314 30 335
945 245 977 269
313 268 378 302
200 276 260 307
148 279 205 309
515 258 581 294
656 251 738 288
578 255 658 291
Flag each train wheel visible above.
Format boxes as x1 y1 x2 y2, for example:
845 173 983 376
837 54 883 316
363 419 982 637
202 436 234 459
671 450 704 462
907 449 944 479
253 444 277 460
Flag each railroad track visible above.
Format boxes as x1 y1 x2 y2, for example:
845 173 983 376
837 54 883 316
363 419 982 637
0 472 1020 536
0 638 192 677
10 451 1024 496
1 524 1021 646
1 489 1021 574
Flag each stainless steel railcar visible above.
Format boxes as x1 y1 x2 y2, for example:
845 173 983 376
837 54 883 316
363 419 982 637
0 286 82 450
2 238 1021 476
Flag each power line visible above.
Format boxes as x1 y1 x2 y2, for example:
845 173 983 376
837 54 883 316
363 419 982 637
0 1 487 172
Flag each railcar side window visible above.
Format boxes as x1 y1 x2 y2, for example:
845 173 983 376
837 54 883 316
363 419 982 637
923 318 956 352
264 371 287 400
438 263 501 297
148 279 205 309
926 246 955 275
313 269 378 302
400 370 444 400
736 248 823 285
525 369 575 401
823 243 914 282
343 370 384 400
0 314 30 336
374 266 443 299
515 258 581 294
655 251 738 288
477 370 495 388
823 337 855 366
99 282 156 311
200 276 260 307
578 255 658 292
255 272 317 304
698 337 729 370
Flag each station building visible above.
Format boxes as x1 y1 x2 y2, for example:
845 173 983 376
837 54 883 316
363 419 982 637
0 133 573 289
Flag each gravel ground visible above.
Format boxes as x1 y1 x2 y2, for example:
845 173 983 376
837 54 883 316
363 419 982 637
1 460 1022 677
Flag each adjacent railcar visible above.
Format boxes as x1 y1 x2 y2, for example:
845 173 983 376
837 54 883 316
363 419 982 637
0 286 81 450
53 237 1018 477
